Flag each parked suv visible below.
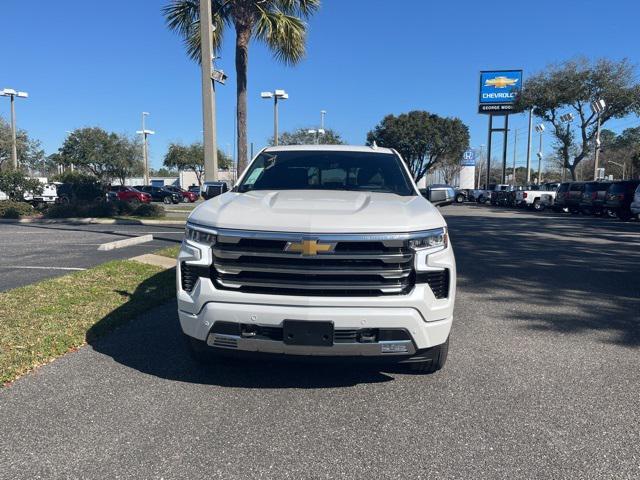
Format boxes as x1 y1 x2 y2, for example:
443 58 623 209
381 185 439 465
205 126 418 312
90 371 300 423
202 181 229 200
177 145 456 373
164 185 198 203
579 181 611 215
564 182 586 214
605 180 640 221
552 182 571 212
134 185 181 204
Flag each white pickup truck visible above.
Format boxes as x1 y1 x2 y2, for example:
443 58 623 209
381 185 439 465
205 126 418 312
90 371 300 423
515 183 560 211
177 145 456 374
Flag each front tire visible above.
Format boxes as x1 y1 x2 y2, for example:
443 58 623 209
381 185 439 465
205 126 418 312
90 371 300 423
182 196 190 203
455 194 465 203
163 196 172 205
408 336 449 374
533 199 545 211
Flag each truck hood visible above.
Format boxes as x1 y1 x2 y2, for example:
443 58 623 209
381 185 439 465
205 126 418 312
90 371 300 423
188 190 445 233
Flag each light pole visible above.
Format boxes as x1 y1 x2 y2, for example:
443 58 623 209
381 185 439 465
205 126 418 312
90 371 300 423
535 123 545 185
1 88 29 169
320 110 327 130
136 112 154 185
477 144 485 189
511 128 519 186
559 113 574 182
591 99 606 180
261 90 288 145
199 0 228 183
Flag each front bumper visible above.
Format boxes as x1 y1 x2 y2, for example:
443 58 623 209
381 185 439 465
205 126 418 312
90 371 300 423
177 235 456 355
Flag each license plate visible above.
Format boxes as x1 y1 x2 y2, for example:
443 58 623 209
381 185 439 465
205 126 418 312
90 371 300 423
283 320 334 346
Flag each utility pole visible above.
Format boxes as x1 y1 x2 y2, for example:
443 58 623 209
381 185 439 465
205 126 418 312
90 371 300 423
321 110 327 130
137 112 154 185
525 107 533 184
591 99 606 180
1 88 29 169
200 0 218 182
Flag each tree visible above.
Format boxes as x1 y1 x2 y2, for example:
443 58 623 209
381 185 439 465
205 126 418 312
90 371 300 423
0 170 43 201
366 111 470 183
439 156 463 185
0 116 45 172
150 167 179 177
272 127 344 146
163 0 320 173
163 142 231 186
57 128 143 183
517 58 640 180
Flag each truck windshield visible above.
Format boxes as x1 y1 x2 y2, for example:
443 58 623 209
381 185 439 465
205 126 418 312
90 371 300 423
237 150 415 196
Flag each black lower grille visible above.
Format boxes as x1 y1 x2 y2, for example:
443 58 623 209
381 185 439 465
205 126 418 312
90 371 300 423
180 262 209 293
416 269 450 299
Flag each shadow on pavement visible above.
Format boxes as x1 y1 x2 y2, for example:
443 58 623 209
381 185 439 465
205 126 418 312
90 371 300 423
444 208 640 347
89 275 397 388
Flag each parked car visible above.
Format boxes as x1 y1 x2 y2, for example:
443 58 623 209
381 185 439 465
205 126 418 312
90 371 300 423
454 189 472 203
604 180 640 221
134 185 181 204
630 184 640 219
420 184 456 207
202 181 229 200
551 182 571 212
164 185 198 203
187 185 201 196
477 184 511 204
108 185 151 204
564 182 587 214
579 181 611 215
178 144 455 374
515 183 559 211
23 183 58 205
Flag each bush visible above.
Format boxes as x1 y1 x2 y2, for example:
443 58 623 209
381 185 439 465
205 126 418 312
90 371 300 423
0 200 35 219
132 203 165 218
43 200 165 219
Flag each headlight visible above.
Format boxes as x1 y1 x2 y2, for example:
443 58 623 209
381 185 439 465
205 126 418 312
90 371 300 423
184 224 217 245
408 227 447 252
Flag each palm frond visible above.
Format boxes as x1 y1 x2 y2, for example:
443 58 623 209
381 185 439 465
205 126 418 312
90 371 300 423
272 0 320 18
162 0 228 62
254 7 308 65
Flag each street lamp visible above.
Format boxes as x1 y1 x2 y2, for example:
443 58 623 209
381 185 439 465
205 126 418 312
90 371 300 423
559 112 574 181
320 110 327 130
534 123 545 185
1 88 29 169
591 99 606 180
136 112 155 185
261 89 288 145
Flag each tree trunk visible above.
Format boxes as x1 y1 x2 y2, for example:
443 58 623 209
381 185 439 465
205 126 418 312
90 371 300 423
235 24 251 174
568 163 577 181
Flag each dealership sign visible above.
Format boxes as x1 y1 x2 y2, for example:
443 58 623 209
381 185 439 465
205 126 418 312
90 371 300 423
461 149 477 167
478 70 523 114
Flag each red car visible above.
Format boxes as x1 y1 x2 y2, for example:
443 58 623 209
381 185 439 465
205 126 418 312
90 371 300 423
109 185 151 203
164 185 198 203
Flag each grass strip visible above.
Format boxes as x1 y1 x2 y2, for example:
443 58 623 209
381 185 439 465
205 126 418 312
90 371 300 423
0 260 175 385
155 245 180 259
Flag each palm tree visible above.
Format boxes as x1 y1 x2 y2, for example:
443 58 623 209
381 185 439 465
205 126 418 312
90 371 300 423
163 0 320 172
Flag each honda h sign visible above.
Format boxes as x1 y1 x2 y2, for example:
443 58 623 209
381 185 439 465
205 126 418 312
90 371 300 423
478 70 523 114
461 149 477 167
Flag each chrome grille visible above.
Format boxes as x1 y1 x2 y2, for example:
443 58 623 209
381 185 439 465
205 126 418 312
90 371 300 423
210 231 415 296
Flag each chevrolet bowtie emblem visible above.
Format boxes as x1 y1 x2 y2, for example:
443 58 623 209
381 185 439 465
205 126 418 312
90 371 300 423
484 76 518 88
285 239 335 256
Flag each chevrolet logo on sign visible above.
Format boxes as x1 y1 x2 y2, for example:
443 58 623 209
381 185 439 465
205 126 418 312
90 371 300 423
484 76 519 88
285 239 335 256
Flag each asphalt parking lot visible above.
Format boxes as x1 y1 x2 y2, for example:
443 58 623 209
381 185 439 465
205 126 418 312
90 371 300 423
0 222 184 291
1 205 639 479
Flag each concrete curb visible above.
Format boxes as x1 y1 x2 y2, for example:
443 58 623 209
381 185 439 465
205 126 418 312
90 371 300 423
0 217 186 226
130 253 177 269
98 234 154 251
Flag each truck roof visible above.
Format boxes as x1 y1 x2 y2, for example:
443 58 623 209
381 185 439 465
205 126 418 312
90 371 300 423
262 144 395 155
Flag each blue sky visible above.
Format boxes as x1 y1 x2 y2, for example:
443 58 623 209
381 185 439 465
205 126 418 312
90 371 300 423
1 0 639 170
